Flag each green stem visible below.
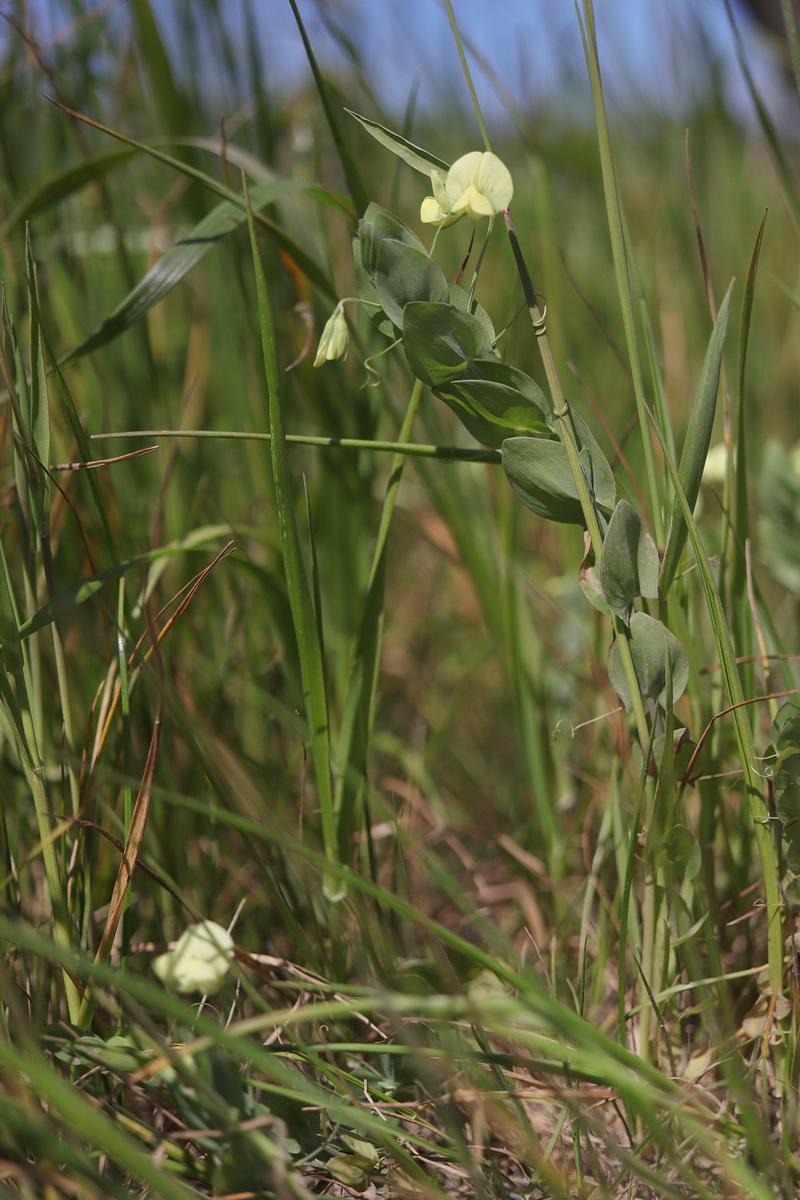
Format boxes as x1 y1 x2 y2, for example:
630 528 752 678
89 428 500 463
444 0 491 152
368 379 425 587
505 213 651 753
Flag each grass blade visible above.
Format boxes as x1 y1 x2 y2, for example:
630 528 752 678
243 173 337 874
659 282 733 598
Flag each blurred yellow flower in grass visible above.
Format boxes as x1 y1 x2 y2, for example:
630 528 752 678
153 920 234 995
420 151 513 228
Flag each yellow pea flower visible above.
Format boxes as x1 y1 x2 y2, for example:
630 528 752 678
420 151 513 228
153 920 234 995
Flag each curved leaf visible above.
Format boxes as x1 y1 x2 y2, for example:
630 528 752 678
434 362 552 448
599 499 659 624
373 240 449 329
572 412 616 511
346 110 449 177
403 302 496 387
608 612 689 710
502 413 615 525
502 437 587 525
446 283 496 341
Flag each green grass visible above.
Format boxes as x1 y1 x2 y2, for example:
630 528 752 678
2 1 800 1197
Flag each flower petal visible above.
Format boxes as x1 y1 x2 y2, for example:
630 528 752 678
445 151 485 206
420 196 461 227
475 152 513 212
450 183 496 222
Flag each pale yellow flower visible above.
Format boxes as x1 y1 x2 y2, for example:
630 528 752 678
153 921 234 995
420 152 513 228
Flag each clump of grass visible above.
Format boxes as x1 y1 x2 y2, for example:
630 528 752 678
1 1 800 1197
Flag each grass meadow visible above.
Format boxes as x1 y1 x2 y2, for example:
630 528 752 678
3 1 800 1197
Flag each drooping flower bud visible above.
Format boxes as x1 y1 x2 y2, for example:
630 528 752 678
313 304 349 366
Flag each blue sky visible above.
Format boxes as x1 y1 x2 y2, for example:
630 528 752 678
260 0 789 128
15 1 792 131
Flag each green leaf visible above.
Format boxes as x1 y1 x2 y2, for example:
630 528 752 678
373 240 450 329
502 419 615 526
447 282 496 341
66 179 304 361
358 204 428 272
402 302 496 387
434 362 552 449
659 281 733 597
572 412 616 512
608 612 689 710
579 562 614 617
599 499 659 624
355 206 431 336
502 437 588 525
346 109 449 177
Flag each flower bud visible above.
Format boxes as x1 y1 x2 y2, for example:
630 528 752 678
313 305 348 366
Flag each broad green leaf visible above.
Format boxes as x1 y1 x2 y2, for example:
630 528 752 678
608 612 689 710
502 437 589 525
447 283 496 341
599 499 659 624
659 281 733 597
502 416 615 526
355 206 431 335
65 179 304 361
572 412 616 512
579 562 614 617
373 240 449 329
402 302 496 387
353 238 395 338
346 110 449 177
434 363 552 449
359 204 428 268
